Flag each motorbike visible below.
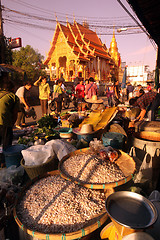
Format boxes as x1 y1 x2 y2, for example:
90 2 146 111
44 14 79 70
49 91 77 112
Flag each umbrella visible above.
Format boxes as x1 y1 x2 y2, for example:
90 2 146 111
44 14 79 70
154 66 159 90
121 67 127 89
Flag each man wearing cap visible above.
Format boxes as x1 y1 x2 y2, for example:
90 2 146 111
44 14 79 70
129 91 160 121
85 77 98 99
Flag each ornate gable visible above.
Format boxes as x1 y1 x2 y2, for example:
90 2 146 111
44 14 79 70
44 20 119 82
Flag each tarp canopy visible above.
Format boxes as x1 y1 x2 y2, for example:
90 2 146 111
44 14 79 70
0 64 25 73
126 0 160 48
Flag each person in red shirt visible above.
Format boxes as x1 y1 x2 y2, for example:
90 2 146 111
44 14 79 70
75 79 85 101
147 83 152 92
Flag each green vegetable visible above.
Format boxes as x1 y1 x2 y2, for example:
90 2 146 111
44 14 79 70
37 115 58 129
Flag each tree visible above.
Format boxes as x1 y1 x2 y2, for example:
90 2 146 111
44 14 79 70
12 45 46 82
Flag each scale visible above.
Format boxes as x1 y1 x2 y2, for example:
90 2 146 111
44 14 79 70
100 191 157 240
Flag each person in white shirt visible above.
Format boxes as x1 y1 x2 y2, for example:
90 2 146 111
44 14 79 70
15 81 32 129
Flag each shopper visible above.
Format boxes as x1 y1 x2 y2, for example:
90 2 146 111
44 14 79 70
53 79 63 115
0 78 20 167
85 77 98 99
15 81 32 128
106 85 114 107
34 76 50 116
75 79 85 102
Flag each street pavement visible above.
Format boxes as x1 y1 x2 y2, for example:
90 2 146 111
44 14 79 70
25 96 109 125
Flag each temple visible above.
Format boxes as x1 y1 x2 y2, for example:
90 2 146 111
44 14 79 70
44 20 122 82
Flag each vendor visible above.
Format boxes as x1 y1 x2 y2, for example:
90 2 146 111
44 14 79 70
129 91 160 121
85 95 105 111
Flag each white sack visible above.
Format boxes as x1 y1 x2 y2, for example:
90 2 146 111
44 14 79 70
22 144 55 166
46 139 77 161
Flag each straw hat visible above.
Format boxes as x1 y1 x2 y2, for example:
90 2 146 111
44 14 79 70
72 124 95 135
86 95 103 104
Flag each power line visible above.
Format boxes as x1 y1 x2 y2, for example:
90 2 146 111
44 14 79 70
3 5 144 35
7 0 135 22
3 4 139 27
4 17 144 36
5 21 48 43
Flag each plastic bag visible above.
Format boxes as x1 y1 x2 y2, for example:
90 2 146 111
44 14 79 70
46 139 77 160
0 165 24 185
22 144 55 166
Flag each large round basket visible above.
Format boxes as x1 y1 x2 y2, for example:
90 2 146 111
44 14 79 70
59 147 136 189
21 156 58 180
13 170 110 240
134 131 160 142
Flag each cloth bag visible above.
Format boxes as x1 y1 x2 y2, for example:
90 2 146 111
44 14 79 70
52 92 59 99
46 139 77 161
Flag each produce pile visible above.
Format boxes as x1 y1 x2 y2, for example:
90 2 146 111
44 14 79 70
59 139 134 185
60 151 124 184
16 174 106 233
17 115 59 146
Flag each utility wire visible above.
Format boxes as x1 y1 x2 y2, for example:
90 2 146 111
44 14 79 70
4 17 144 35
3 4 140 27
4 6 139 28
3 5 144 33
7 0 135 22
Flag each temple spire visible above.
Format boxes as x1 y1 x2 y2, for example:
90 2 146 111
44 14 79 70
109 27 121 66
55 13 58 22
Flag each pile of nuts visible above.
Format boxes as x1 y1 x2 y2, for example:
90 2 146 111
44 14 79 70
61 152 125 184
16 175 106 233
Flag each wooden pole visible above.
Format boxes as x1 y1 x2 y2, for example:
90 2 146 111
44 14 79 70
156 47 160 68
0 0 5 63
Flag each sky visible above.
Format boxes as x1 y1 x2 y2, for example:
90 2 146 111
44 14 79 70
2 0 157 71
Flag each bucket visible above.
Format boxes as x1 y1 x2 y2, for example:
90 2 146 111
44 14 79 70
105 191 157 237
77 133 95 143
129 134 160 191
3 144 27 168
58 127 73 139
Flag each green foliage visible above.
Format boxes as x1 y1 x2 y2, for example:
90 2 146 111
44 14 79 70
12 45 47 81
18 125 59 146
37 114 58 129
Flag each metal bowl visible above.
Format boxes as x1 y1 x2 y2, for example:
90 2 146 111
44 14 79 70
58 127 73 139
105 191 157 230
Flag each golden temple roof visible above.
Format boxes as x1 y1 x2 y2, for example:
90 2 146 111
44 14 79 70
44 20 111 65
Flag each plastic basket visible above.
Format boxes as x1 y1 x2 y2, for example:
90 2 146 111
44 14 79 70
21 157 58 180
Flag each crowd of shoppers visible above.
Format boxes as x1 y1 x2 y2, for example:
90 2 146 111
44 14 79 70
1 72 160 131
